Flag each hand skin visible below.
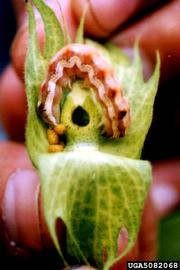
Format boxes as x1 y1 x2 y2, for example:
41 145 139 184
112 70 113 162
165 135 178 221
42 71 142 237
0 0 180 269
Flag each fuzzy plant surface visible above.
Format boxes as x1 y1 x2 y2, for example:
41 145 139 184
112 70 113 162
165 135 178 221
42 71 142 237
25 1 160 269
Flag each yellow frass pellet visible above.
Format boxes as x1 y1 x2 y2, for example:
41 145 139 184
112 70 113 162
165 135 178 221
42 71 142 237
54 124 66 135
48 144 64 153
47 129 59 145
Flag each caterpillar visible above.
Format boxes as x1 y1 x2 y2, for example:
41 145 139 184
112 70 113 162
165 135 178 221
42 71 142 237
38 43 130 138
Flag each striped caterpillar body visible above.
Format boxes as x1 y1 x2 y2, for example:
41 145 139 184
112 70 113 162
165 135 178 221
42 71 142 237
38 43 130 138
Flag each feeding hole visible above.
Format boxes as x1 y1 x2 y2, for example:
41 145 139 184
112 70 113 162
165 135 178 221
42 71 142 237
72 106 90 127
118 110 127 120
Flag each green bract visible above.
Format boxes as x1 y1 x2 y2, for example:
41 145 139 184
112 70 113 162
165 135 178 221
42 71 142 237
25 1 160 269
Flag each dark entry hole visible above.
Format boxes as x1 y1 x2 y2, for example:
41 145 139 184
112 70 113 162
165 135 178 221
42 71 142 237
118 110 127 120
72 106 90 127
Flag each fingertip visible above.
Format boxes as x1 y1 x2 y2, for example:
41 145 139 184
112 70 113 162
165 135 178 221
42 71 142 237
1 169 42 253
0 143 54 255
0 142 32 209
151 184 179 218
152 159 180 218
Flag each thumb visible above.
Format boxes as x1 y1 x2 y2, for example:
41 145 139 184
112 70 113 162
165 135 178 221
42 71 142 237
72 0 162 37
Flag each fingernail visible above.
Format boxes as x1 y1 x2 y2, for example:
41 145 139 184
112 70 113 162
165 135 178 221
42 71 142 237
151 184 179 217
2 169 42 252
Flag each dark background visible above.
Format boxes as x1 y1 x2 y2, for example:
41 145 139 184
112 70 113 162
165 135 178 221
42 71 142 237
0 0 16 72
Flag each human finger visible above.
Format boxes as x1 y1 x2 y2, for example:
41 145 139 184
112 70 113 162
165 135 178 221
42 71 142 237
0 65 27 141
112 0 180 82
0 142 52 255
72 0 163 37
